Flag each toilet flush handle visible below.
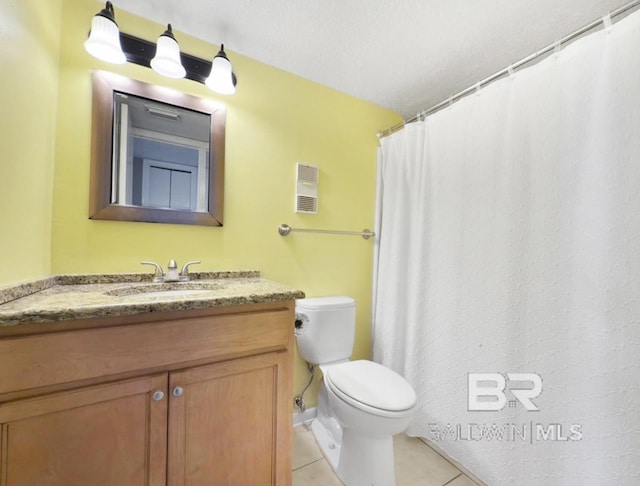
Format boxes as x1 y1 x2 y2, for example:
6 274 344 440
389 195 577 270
294 313 308 335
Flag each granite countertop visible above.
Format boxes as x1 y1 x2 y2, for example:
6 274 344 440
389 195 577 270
0 271 305 326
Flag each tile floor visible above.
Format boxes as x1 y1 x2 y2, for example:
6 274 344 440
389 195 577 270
292 424 479 486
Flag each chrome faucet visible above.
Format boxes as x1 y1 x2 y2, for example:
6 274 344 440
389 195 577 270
141 260 201 283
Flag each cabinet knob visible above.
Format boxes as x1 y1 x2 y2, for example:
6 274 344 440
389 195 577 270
172 386 184 398
152 390 165 401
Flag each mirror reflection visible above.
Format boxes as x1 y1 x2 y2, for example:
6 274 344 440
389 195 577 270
112 93 210 212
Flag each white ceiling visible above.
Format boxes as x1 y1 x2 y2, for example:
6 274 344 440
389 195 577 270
114 0 630 119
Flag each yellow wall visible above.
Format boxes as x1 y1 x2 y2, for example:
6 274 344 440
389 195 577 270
50 0 401 407
0 0 62 285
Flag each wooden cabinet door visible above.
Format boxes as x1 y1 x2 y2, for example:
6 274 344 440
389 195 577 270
167 352 290 486
0 374 168 486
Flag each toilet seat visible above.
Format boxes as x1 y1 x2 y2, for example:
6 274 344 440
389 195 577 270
323 360 417 418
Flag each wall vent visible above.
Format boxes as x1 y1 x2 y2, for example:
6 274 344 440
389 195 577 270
295 163 318 214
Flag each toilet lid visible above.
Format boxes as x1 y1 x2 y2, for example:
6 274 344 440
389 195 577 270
324 360 417 412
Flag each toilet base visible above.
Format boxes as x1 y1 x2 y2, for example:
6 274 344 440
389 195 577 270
310 384 398 486
311 419 397 486
310 418 341 473
336 429 396 486
310 381 342 473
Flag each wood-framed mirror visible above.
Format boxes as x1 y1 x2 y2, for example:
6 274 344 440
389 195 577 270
89 71 225 226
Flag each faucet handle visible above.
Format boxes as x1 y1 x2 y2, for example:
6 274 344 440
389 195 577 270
180 261 201 280
141 261 164 282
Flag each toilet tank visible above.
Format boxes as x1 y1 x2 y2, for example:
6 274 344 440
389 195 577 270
295 296 356 365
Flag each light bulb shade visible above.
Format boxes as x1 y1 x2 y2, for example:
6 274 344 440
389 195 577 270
150 25 186 79
84 2 126 64
205 45 236 95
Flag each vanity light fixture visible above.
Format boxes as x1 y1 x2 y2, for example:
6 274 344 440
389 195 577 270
150 24 186 79
205 45 237 95
84 1 126 64
84 2 238 95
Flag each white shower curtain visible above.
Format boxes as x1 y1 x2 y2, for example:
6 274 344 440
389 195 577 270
373 10 640 486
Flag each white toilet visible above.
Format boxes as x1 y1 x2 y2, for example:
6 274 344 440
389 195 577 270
295 296 417 486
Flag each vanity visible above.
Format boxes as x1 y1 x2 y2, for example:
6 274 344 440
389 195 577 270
0 271 304 486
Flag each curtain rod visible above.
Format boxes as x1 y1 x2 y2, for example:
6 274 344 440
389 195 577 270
378 0 640 139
